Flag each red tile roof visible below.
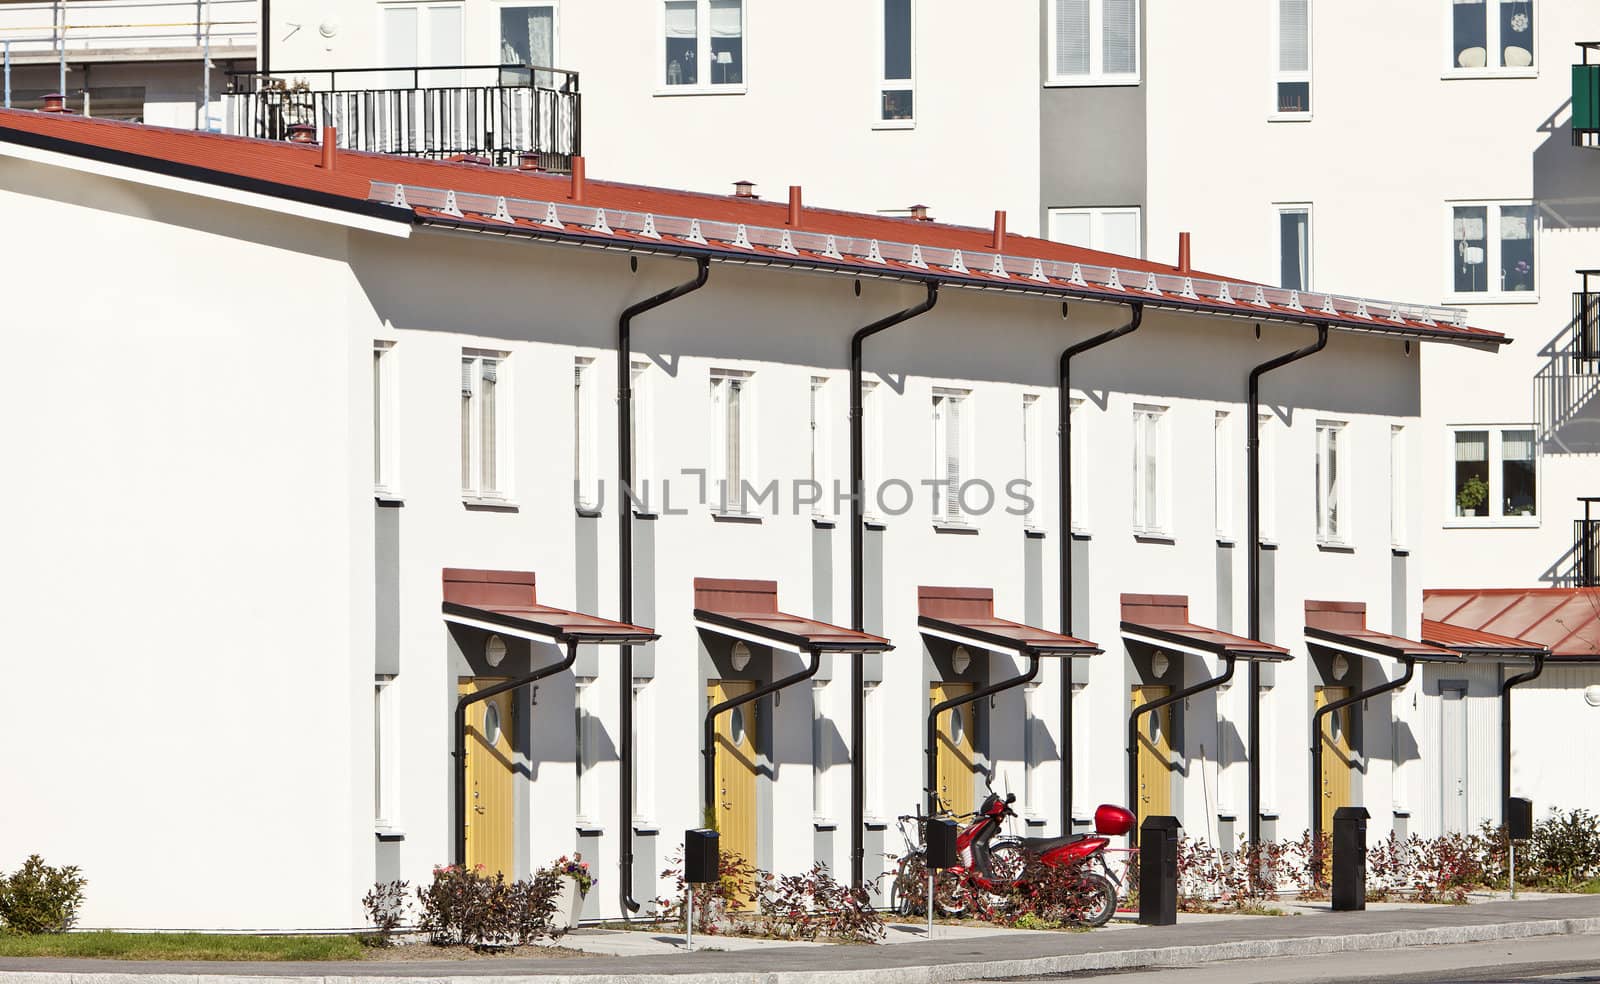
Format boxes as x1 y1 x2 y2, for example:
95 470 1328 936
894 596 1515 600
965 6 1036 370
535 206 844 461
1420 618 1548 655
441 568 657 643
1303 600 1459 661
1424 588 1600 659
917 586 1100 656
0 109 1507 347
1120 594 1291 660
693 577 891 653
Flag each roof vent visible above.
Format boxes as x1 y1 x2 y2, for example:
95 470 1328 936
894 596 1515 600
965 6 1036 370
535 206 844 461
320 126 338 170
733 179 756 198
992 210 1008 251
287 123 317 144
518 151 544 172
569 155 586 202
1177 231 1192 274
38 93 69 114
909 203 932 221
787 185 803 227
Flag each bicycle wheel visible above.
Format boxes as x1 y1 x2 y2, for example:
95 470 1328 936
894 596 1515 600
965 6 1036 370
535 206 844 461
892 855 928 916
1068 871 1118 928
932 868 970 917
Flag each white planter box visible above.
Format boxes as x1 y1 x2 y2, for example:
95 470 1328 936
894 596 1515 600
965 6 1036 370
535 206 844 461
549 876 587 932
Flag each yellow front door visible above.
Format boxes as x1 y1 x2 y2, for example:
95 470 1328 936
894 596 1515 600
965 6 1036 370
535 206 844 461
1131 686 1173 826
1316 686 1354 837
709 679 758 904
931 681 976 817
459 678 515 878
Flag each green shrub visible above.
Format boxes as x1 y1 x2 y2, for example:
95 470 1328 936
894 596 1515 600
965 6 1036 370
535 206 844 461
360 880 410 944
1529 808 1600 887
412 865 561 947
0 856 86 934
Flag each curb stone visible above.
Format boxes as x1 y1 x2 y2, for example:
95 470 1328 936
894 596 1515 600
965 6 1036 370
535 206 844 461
2 917 1597 984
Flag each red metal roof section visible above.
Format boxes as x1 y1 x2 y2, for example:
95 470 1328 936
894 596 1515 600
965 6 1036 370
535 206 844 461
0 109 1507 347
1303 600 1459 661
1424 588 1599 658
917 586 1100 655
693 577 891 652
441 568 657 642
1120 593 1290 659
1420 618 1548 655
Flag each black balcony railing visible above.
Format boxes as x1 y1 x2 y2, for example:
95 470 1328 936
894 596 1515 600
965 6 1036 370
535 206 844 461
223 64 579 169
1579 498 1600 588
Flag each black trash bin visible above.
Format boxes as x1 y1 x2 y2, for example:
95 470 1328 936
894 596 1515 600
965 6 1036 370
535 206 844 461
1332 806 1369 911
1139 815 1181 926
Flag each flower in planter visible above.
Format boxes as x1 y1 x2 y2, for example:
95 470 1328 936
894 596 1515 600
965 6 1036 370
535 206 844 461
540 854 595 893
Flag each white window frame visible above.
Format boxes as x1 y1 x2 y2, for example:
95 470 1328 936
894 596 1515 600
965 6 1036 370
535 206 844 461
876 0 915 128
632 677 654 822
1274 203 1314 292
1269 0 1312 119
379 2 465 85
1132 404 1171 537
374 341 399 498
1443 424 1541 528
629 360 657 514
1045 0 1141 86
1315 419 1351 546
863 379 885 523
1445 200 1539 303
1214 410 1234 540
1046 206 1143 258
932 387 974 526
1258 411 1278 543
1069 396 1089 533
574 357 600 512
709 368 756 515
658 0 747 95
375 675 399 831
1022 394 1043 529
461 349 511 502
575 676 600 823
1390 424 1408 549
811 376 834 518
1443 0 1538 79
812 679 832 821
496 2 560 76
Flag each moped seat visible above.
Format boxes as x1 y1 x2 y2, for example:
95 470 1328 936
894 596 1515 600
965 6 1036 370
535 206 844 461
1019 833 1087 854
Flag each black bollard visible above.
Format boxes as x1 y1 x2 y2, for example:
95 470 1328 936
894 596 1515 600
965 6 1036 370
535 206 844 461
1331 806 1369 911
925 818 960 869
685 828 720 883
1138 815 1181 926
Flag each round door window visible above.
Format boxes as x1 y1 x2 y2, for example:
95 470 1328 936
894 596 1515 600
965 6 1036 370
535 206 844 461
1329 711 1343 743
483 702 502 746
1148 712 1162 742
950 708 966 745
729 707 746 746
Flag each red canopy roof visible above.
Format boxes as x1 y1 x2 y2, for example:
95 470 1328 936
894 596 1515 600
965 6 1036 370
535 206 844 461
1420 618 1548 655
442 568 657 644
693 578 891 653
0 109 1506 348
1120 594 1291 660
917 586 1100 656
1423 588 1599 659
1303 600 1459 662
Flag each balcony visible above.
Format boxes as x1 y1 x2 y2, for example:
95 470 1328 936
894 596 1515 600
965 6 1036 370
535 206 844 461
1575 43 1600 147
1578 498 1600 588
222 64 580 170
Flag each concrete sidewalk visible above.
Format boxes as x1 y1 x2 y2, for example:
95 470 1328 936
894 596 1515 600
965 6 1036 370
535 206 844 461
2 896 1597 984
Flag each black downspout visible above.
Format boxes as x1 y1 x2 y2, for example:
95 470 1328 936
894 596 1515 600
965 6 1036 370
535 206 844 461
617 257 710 915
455 641 578 867
1247 324 1328 845
927 654 1041 816
704 650 824 822
1309 656 1415 846
1059 301 1143 831
1127 654 1237 850
1501 650 1547 823
850 281 939 887
260 0 270 74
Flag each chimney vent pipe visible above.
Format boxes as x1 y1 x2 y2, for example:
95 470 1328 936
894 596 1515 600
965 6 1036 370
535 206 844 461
788 185 803 227
320 127 338 170
1178 231 1192 274
569 155 586 201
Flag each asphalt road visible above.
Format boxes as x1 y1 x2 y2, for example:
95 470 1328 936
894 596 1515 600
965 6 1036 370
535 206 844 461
972 934 1600 984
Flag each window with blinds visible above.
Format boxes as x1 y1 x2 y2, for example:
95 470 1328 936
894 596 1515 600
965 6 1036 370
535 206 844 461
663 0 743 88
810 377 833 517
374 342 397 496
1049 0 1139 84
710 370 755 513
1450 425 1538 522
1273 0 1311 115
1132 405 1168 535
932 388 972 524
1022 394 1041 527
461 351 509 500
1450 201 1536 298
574 358 599 511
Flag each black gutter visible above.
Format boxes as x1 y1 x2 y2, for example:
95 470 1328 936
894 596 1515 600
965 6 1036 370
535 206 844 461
704 649 824 824
1501 649 1548 824
1126 653 1237 850
1058 301 1143 832
926 654 1041 816
260 0 270 75
616 257 710 916
454 641 578 867
849 281 939 887
1309 655 1416 847
1246 324 1329 845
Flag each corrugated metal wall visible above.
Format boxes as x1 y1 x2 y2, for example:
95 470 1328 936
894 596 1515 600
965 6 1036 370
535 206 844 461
1417 662 1501 836
1513 666 1600 817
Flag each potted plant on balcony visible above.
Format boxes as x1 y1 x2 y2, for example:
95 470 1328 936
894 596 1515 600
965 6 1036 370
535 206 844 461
540 854 594 931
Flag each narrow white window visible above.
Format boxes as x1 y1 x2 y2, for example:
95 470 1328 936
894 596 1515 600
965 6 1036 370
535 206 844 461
1022 394 1042 528
1022 681 1041 816
1450 202 1537 298
1390 425 1408 548
1214 410 1233 539
1069 396 1089 532
1258 411 1277 542
932 388 973 524
574 358 599 511
1048 0 1139 84
880 0 914 124
1272 0 1311 116
1276 205 1313 291
575 676 600 822
1450 426 1539 522
812 680 832 820
1315 420 1349 545
373 341 398 496
710 369 755 514
811 377 833 517
862 380 884 521
663 0 743 89
381 4 464 86
1132 404 1169 536
461 351 510 500
1449 0 1534 74
375 676 398 829
629 360 655 512
632 678 654 821
1047 206 1142 258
